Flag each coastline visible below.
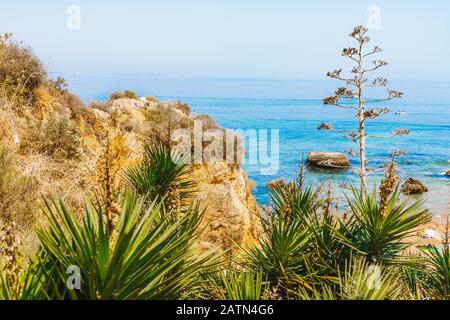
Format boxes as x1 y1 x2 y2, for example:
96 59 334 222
1 14 450 301
64 76 450 218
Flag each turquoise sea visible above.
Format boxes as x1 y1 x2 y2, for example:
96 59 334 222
64 75 450 217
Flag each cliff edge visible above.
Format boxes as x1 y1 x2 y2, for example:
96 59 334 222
1 92 261 252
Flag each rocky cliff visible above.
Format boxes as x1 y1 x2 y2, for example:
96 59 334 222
1 92 261 253
190 162 260 251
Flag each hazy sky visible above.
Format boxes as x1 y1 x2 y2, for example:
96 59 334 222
1 0 450 80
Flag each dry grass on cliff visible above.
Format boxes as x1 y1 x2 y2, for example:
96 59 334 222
20 116 84 161
0 33 94 243
0 147 39 230
1 32 250 263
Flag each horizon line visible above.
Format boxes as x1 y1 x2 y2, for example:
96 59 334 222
49 72 450 84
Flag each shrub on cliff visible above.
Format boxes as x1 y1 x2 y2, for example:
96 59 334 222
145 96 160 104
46 77 84 116
0 33 47 105
174 101 191 116
142 104 193 149
21 116 83 160
0 147 38 229
108 90 138 101
194 114 219 130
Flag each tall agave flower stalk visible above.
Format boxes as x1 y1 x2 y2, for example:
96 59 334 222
96 133 131 235
322 26 409 194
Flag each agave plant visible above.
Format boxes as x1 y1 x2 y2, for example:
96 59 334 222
124 144 195 211
267 179 322 221
304 208 351 280
400 262 435 300
297 257 401 300
338 187 430 264
0 251 56 300
336 258 401 300
244 214 313 288
206 269 270 300
243 181 326 298
2 192 220 300
421 245 449 300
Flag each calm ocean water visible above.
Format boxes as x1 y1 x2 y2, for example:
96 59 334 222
64 75 450 216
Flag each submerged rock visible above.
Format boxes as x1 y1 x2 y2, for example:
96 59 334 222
307 152 351 169
401 178 429 195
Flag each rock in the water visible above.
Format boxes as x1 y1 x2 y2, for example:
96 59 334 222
401 178 429 195
445 170 450 177
307 152 350 169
